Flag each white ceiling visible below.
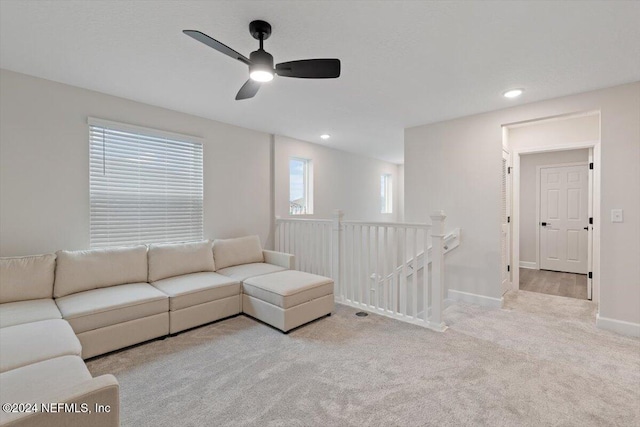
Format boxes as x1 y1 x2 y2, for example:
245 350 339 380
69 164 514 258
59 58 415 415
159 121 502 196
1 1 639 164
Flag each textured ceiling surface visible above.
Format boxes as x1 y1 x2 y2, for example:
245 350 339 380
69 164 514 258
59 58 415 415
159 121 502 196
1 1 639 164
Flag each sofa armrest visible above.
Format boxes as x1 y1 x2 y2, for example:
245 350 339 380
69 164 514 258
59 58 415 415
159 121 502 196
263 250 295 270
4 375 119 427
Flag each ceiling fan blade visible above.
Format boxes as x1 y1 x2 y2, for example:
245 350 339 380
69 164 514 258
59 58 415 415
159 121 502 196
235 79 261 100
183 30 251 66
275 59 340 79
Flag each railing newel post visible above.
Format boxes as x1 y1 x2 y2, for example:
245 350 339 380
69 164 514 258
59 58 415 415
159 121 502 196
331 210 344 301
429 211 448 332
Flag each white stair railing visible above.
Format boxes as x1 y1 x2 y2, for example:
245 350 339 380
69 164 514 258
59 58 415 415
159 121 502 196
374 228 460 283
275 210 456 332
274 217 333 276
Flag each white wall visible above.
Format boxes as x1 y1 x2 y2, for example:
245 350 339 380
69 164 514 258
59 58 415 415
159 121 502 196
0 69 273 255
274 135 400 221
0 69 404 258
508 114 600 148
519 149 589 265
397 164 405 222
405 82 640 327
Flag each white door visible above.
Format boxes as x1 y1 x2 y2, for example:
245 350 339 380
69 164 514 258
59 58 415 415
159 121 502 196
539 164 588 274
501 150 511 294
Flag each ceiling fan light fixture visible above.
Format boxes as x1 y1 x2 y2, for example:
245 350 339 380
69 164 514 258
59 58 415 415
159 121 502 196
249 49 274 82
183 20 341 100
249 69 274 82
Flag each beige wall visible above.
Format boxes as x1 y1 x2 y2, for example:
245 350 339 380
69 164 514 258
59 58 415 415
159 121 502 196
397 164 405 222
508 114 600 149
274 135 400 221
519 149 590 264
0 69 401 257
0 70 273 256
405 82 640 326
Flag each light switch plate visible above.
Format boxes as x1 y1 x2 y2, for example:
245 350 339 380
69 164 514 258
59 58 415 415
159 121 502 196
611 209 623 223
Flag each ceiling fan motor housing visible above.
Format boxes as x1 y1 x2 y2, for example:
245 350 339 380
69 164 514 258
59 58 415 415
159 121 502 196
249 49 274 72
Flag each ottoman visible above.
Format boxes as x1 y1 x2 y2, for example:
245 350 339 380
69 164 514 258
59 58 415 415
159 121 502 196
241 270 334 332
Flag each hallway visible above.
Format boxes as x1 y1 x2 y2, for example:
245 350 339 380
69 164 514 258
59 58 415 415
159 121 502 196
519 268 588 300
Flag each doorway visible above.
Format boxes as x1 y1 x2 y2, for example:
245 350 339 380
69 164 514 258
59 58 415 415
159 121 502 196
519 151 592 300
513 143 600 302
504 113 601 306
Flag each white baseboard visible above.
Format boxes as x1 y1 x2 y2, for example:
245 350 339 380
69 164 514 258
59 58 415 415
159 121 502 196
447 289 503 309
519 261 537 269
596 314 640 338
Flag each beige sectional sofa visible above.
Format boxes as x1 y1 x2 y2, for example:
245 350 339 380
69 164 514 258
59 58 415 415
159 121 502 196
54 245 170 360
0 254 61 328
213 235 294 281
0 235 333 427
0 254 119 427
148 240 241 334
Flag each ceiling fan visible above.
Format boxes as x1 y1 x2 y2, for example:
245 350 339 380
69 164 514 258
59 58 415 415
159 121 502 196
183 20 341 100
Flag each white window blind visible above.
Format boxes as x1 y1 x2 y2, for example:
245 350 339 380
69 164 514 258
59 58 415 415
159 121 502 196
89 119 203 248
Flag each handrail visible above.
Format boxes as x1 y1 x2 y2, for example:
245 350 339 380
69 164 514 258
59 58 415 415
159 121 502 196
277 217 431 229
275 217 332 224
342 220 430 229
373 228 461 282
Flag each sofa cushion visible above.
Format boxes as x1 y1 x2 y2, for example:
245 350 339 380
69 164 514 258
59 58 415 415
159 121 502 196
0 254 56 303
55 283 168 334
213 235 264 270
216 262 286 283
152 272 239 311
242 270 334 309
54 245 148 298
148 240 215 282
0 355 91 409
0 319 82 373
0 299 62 328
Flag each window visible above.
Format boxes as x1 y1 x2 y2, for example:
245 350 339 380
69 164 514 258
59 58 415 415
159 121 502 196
381 174 393 213
289 157 313 215
89 118 203 248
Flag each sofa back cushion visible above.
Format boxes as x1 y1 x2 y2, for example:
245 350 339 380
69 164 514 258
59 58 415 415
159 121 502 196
0 254 56 303
54 246 148 298
148 240 215 282
213 235 264 270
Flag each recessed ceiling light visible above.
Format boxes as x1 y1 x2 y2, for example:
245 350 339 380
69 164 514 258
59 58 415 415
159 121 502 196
320 134 331 140
503 88 524 98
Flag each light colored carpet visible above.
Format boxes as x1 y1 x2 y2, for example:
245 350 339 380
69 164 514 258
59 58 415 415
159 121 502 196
87 291 640 426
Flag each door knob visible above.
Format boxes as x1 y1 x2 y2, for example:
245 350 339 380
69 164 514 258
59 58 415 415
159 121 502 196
541 222 547 226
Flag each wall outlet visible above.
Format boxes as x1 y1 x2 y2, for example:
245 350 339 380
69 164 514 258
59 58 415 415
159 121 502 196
611 209 623 223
